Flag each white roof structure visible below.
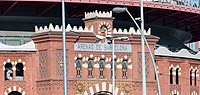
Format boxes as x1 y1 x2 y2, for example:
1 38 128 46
0 41 36 52
155 46 200 60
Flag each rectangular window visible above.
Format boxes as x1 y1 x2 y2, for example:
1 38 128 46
170 68 173 84
190 70 192 86
195 70 197 86
176 69 179 84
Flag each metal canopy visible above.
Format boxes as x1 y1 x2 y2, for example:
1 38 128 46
0 1 200 42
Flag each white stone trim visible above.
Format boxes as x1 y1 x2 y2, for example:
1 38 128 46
105 64 111 68
190 66 199 77
35 23 93 33
98 21 112 35
7 59 11 63
170 90 180 95
156 65 159 74
3 59 14 71
95 83 100 93
101 55 105 59
128 58 131 63
4 86 25 95
74 56 77 61
105 58 109 62
116 64 122 69
102 82 106 91
113 27 151 35
191 91 198 95
12 67 16 71
16 59 26 71
89 87 94 95
75 55 132 69
128 64 132 69
84 10 112 19
169 65 180 75
82 64 88 68
93 64 99 68
84 82 124 95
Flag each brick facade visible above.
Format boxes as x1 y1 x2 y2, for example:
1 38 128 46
0 10 199 95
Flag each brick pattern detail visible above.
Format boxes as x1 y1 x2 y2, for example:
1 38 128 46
146 53 150 80
39 50 48 79
36 80 64 95
170 84 181 94
138 52 150 80
4 81 26 92
77 81 132 94
138 52 142 79
56 49 63 77
190 86 199 94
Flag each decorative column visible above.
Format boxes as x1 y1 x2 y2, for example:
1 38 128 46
12 61 16 81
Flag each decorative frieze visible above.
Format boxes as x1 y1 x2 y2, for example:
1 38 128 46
38 50 48 79
190 66 199 77
113 27 151 35
170 85 181 95
35 23 93 33
4 85 26 95
169 64 181 76
84 10 112 19
74 53 132 69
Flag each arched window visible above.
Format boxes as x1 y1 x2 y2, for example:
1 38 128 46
170 68 173 84
16 63 24 81
176 68 179 84
8 91 22 95
110 60 116 79
99 60 105 79
122 61 128 79
190 70 193 86
195 70 197 86
76 59 82 78
5 63 13 80
87 60 93 78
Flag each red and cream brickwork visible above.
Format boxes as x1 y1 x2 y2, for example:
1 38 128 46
0 10 200 95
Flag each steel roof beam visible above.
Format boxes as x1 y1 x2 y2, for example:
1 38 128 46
165 14 200 26
2 1 18 16
37 3 57 16
179 21 200 29
189 27 200 32
148 12 179 23
144 9 157 15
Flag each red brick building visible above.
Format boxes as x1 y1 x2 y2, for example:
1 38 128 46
0 10 200 95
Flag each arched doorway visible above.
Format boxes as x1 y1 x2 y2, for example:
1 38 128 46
94 91 112 95
8 91 22 95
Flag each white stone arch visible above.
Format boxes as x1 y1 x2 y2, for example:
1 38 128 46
15 59 26 81
4 86 25 95
190 66 199 77
3 59 15 80
191 91 198 95
3 59 26 71
83 82 124 95
15 59 26 71
169 64 181 75
170 90 180 95
98 21 112 35
3 59 15 71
